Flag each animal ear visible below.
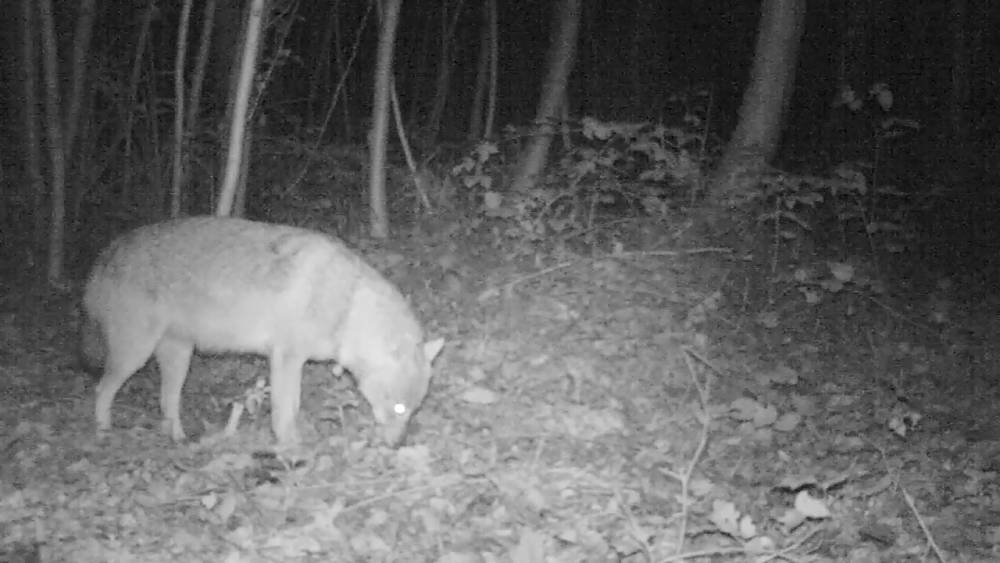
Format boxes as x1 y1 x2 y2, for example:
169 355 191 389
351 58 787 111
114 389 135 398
423 338 445 363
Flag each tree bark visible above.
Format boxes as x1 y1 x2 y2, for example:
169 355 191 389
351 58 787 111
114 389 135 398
37 0 66 285
425 0 467 145
187 0 217 133
20 0 44 255
510 0 581 192
121 0 155 217
171 0 194 218
467 0 491 140
709 0 806 204
64 0 96 163
368 0 404 238
483 0 498 139
216 0 267 217
211 0 243 113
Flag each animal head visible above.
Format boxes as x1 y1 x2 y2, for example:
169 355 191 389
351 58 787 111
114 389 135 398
357 338 445 446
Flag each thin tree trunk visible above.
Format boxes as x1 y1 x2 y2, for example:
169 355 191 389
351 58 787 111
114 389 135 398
122 0 155 215
425 0 467 145
232 129 253 218
708 0 806 203
314 3 371 149
216 0 267 217
369 0 404 238
64 0 96 163
171 0 193 218
468 0 491 140
285 2 372 198
184 0 216 214
239 1 295 218
145 52 165 221
21 0 44 256
483 0 498 139
510 0 582 192
307 2 336 128
37 0 66 285
187 0 217 133
390 76 433 213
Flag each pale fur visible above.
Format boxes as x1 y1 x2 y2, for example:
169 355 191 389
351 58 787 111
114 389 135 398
82 216 443 446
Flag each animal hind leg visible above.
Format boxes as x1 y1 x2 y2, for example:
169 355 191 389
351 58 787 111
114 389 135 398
94 318 161 436
153 336 195 441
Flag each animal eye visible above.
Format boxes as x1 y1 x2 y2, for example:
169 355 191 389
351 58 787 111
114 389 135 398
392 403 407 416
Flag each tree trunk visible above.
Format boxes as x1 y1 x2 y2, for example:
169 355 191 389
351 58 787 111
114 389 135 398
122 0 155 218
186 0 217 133
64 0 96 163
467 0 491 140
368 0 404 239
37 0 66 285
232 129 253 218
467 0 498 140
483 0 498 139
425 0 466 145
216 0 267 217
171 0 194 218
709 0 806 204
307 2 337 129
20 0 44 257
211 0 243 113
510 0 581 192
311 3 372 148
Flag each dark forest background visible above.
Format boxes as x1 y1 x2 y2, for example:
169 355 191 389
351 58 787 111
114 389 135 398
0 0 999 272
2 1 997 162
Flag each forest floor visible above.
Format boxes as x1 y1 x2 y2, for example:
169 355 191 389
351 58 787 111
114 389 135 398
2 188 999 562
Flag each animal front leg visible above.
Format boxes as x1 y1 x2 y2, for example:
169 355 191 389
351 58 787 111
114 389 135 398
268 348 306 444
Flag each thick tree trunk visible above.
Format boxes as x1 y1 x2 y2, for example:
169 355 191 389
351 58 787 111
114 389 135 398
709 0 806 205
510 0 581 192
